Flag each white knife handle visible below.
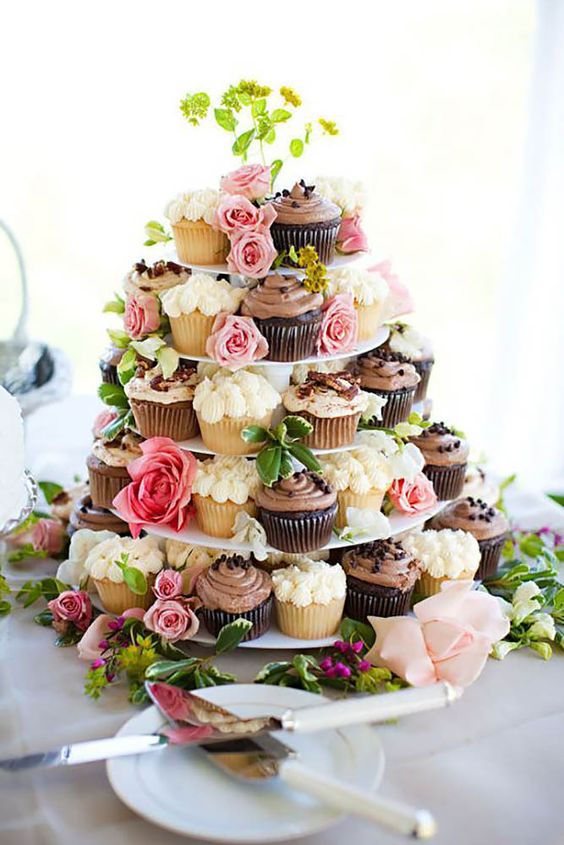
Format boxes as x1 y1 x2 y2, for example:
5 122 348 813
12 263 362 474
282 681 462 733
279 759 436 838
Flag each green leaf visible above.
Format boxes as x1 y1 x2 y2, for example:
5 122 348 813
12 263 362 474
145 658 199 679
283 415 313 441
121 566 148 596
289 138 304 157
264 127 276 144
340 617 376 648
251 98 267 117
256 444 282 486
38 481 64 505
286 442 321 473
270 159 283 187
103 298 126 315
215 619 253 654
155 346 179 380
288 245 299 263
271 108 291 123
214 107 237 132
130 336 165 359
232 129 256 157
273 422 287 443
240 425 269 444
0 600 11 617
117 347 137 386
254 660 291 683
34 608 54 627
99 410 128 442
238 91 251 106
279 450 294 479
107 328 130 349
97 382 129 409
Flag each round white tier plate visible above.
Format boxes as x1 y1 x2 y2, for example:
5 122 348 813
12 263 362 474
107 686 384 843
192 619 336 650
178 432 365 457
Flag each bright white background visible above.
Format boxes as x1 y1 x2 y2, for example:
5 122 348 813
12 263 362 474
1 0 562 491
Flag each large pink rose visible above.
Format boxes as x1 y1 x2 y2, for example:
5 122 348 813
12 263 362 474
48 590 92 633
113 437 197 538
227 227 277 278
317 293 358 355
153 568 184 600
123 291 161 340
205 313 268 369
31 519 66 555
336 215 369 254
388 473 437 515
77 608 145 661
214 194 276 234
369 260 414 319
365 581 510 687
92 410 119 439
143 597 200 641
220 164 271 200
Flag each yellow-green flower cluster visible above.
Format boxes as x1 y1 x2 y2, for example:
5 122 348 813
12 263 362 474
319 118 339 136
298 246 329 295
280 86 302 108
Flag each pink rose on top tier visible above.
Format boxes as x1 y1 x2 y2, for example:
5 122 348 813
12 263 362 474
365 581 510 688
31 518 66 555
227 227 277 278
220 164 271 200
113 437 197 538
123 292 161 340
77 608 145 661
369 260 414 319
388 473 437 515
48 590 92 634
317 293 358 355
214 195 276 234
144 596 201 641
205 313 268 369
92 410 119 438
153 568 184 600
336 215 369 254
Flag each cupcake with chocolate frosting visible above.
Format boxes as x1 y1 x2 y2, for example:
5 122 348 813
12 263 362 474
356 349 420 427
342 539 422 620
86 431 143 509
269 180 341 264
123 259 189 296
410 421 469 500
125 361 199 441
426 497 509 580
256 470 337 553
382 322 434 403
241 273 323 361
68 494 129 537
195 553 273 641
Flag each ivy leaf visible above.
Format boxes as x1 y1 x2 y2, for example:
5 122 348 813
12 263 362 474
215 620 253 654
34 608 54 627
98 382 129 409
254 660 291 683
273 422 287 443
117 347 137 386
232 129 256 157
256 444 282 486
270 159 283 187
279 450 294 479
284 415 313 441
107 328 131 349
155 345 179 380
99 409 129 442
289 138 304 157
240 425 270 444
271 108 291 123
145 658 199 679
38 481 64 505
340 617 376 648
286 442 321 474
214 107 237 132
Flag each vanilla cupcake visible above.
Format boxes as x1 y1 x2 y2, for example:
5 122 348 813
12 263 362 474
259 550 330 574
192 455 259 538
165 540 220 594
86 432 143 509
165 189 228 265
272 559 346 639
193 369 280 454
291 357 354 385
401 528 480 597
326 267 389 340
320 446 394 528
125 362 199 441
161 273 246 356
123 259 189 296
84 535 164 613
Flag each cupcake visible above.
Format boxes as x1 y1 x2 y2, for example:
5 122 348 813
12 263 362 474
341 539 422 620
382 322 434 403
193 369 280 455
192 455 259 538
165 540 220 594
125 361 199 441
410 422 469 500
99 345 125 386
426 497 509 580
86 431 143 509
282 371 368 450
123 259 189 296
320 446 394 528
291 357 354 385
272 559 346 639
50 483 89 523
165 189 228 265
240 273 323 362
84 535 164 613
258 550 330 574
160 273 246 357
401 528 480 597
462 466 500 506
68 494 129 537
195 554 273 641
256 470 337 554
269 180 341 264
356 349 420 428
326 267 389 341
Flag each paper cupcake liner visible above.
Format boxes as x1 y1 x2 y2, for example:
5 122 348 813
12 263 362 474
254 313 322 362
413 359 434 403
364 386 417 428
417 569 476 597
335 488 386 529
94 576 155 615
423 462 467 500
275 595 345 639
477 534 507 580
197 412 274 455
170 311 217 357
297 411 361 450
258 504 337 553
171 220 229 265
129 397 199 441
270 220 341 265
87 463 131 510
357 302 385 342
99 362 120 385
200 595 273 642
193 494 256 538
345 579 413 621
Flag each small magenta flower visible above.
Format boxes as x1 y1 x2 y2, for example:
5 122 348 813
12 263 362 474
106 672 116 683
358 660 371 672
98 639 109 651
319 657 333 672
333 640 348 653
107 616 125 632
350 640 364 654
334 662 352 679
91 658 106 669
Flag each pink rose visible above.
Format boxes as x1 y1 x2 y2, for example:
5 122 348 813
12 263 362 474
31 519 66 555
317 293 358 355
92 410 119 439
205 313 268 370
227 227 277 279
220 164 271 200
123 291 161 340
48 589 92 633
365 581 510 688
369 260 414 319
336 215 369 254
214 194 276 234
113 437 197 538
143 596 200 641
77 608 145 661
388 473 437 515
153 568 184 600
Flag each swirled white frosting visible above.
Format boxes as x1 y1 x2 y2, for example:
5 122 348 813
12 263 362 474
91 433 142 467
320 447 394 494
291 358 353 385
165 189 222 225
387 323 430 360
193 455 259 504
356 431 425 482
313 176 365 218
193 368 280 423
85 536 164 583
160 273 245 318
282 384 369 418
401 529 480 578
165 540 225 570
326 267 389 307
272 559 346 607
125 365 199 404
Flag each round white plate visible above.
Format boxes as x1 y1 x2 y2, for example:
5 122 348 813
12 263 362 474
107 685 384 842
177 432 365 457
191 619 335 650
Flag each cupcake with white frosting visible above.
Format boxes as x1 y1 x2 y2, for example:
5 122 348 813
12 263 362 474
259 550 330 574
160 273 246 356
125 361 200 441
320 446 394 528
84 535 164 613
86 431 143 509
383 322 434 403
123 259 189 296
165 188 228 265
165 540 222 594
272 559 346 639
401 528 480 597
326 267 389 340
192 455 260 538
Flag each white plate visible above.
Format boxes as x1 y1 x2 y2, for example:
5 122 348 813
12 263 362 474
177 432 366 457
107 685 384 842
191 619 336 650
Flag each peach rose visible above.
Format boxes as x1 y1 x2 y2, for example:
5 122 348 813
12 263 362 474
220 164 271 200
317 293 358 355
388 473 437 515
124 291 161 340
336 215 369 253
214 195 276 234
227 227 277 278
205 313 268 369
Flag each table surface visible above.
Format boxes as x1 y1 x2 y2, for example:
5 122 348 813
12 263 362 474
1 396 564 845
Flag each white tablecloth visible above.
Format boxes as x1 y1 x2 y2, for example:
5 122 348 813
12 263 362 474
1 397 563 845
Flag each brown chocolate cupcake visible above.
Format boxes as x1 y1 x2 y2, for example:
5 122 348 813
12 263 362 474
125 361 199 441
99 345 125 386
256 470 337 554
426 497 509 580
282 371 366 449
269 180 341 264
241 273 323 362
381 322 434 403
87 432 143 509
68 494 130 536
341 539 422 621
410 422 469 500
356 349 420 427
195 554 273 641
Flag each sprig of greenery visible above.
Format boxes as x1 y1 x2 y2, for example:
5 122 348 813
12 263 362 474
16 577 69 608
241 415 321 486
144 220 172 247
358 411 430 448
0 568 12 617
113 553 147 596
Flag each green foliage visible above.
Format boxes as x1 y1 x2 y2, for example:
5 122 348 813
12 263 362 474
103 293 125 315
215 619 253 653
114 553 148 596
214 107 238 132
38 481 64 505
144 220 172 246
340 617 376 648
289 138 304 157
16 577 69 609
98 382 130 410
106 328 130 349
243 415 319 486
117 347 137 386
179 92 211 125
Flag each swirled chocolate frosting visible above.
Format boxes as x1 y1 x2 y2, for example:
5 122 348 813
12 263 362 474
427 497 508 541
241 274 323 319
256 470 337 513
356 349 420 391
342 539 422 590
195 554 272 613
270 181 341 225
410 422 469 467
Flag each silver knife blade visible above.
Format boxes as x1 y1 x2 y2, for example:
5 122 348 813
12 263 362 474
0 734 168 771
